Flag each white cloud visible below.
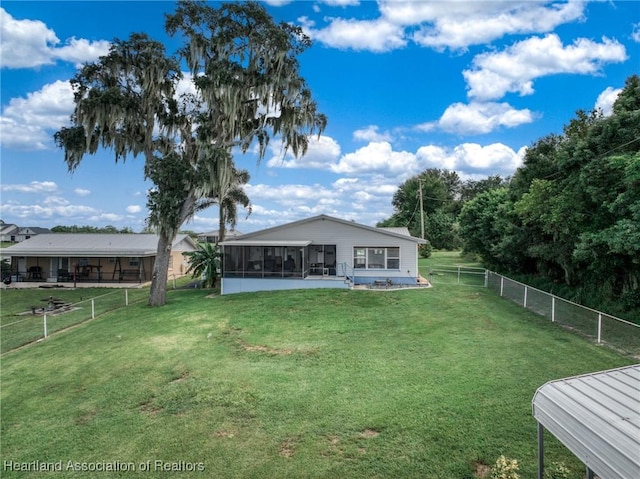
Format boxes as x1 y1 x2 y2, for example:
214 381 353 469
0 181 59 193
0 196 99 219
0 8 110 69
74 188 91 196
321 0 360 6
594 87 622 116
353 125 393 142
301 1 586 52
418 102 534 135
266 135 341 169
632 23 640 42
416 143 526 176
331 141 417 177
298 16 406 52
1 80 74 149
464 34 627 101
126 205 142 214
394 1 586 51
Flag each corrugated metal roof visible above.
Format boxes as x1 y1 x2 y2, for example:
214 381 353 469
532 364 640 479
3 234 196 257
379 226 413 237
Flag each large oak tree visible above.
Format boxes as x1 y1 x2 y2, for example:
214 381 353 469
55 1 326 306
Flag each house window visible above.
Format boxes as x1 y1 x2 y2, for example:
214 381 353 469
129 258 139 267
353 247 400 270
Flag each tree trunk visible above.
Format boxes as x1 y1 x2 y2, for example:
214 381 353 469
148 231 173 307
218 205 226 245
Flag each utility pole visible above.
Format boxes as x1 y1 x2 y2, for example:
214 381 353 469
418 178 425 239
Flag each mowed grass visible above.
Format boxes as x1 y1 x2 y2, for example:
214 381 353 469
0 275 633 478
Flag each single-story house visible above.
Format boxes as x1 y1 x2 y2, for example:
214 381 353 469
219 214 427 295
197 229 243 244
3 233 197 284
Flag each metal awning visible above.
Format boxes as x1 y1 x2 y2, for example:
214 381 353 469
532 364 640 479
219 240 312 247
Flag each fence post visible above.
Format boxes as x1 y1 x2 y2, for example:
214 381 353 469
91 299 95 319
484 270 488 288
500 276 504 297
125 289 129 306
43 314 47 338
457 266 461 285
524 286 528 309
597 313 602 344
551 297 555 323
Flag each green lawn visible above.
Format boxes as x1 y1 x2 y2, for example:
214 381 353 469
0 265 633 478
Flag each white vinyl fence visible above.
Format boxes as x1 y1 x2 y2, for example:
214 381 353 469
486 271 640 357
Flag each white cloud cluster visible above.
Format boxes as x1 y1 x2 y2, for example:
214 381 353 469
464 34 627 101
1 80 75 149
401 1 585 51
1 180 58 193
0 8 110 69
266 135 341 169
0 195 99 220
301 0 586 53
298 16 405 52
594 87 622 116
418 102 534 135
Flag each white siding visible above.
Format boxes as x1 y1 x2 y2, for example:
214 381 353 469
243 217 421 279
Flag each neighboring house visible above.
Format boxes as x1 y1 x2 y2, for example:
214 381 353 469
0 222 18 242
219 214 427 295
0 222 51 242
197 229 243 244
3 234 197 283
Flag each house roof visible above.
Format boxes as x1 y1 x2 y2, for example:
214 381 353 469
17 227 52 234
224 215 426 244
3 234 197 257
0 223 18 235
532 364 640 479
220 240 312 247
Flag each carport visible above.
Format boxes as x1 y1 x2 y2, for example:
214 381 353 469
532 364 639 479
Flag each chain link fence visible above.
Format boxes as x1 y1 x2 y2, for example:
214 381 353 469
423 265 487 287
487 271 640 357
1 289 148 354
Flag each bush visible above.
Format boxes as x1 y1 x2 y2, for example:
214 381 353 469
491 456 520 479
418 242 433 258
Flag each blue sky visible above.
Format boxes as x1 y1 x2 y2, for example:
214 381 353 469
1 1 638 234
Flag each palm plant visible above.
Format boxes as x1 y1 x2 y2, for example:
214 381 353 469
218 166 251 244
182 242 221 289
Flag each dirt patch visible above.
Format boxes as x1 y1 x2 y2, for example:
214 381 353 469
75 409 97 425
238 339 292 355
359 428 380 438
474 461 491 478
139 399 163 416
169 371 189 383
213 430 236 438
279 439 295 458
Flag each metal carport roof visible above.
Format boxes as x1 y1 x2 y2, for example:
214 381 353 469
532 364 640 479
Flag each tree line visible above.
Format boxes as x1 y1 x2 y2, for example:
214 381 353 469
381 75 640 319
